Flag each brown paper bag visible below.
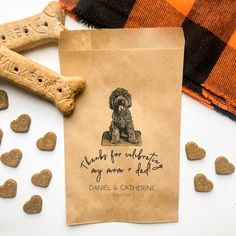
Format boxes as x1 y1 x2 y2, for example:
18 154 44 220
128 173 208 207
59 28 184 225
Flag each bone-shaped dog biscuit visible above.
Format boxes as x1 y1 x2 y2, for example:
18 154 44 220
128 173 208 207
0 44 85 115
0 2 65 52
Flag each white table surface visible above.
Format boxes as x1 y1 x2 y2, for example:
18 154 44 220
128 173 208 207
0 1 236 235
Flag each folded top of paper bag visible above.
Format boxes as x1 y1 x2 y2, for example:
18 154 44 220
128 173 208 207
59 28 184 51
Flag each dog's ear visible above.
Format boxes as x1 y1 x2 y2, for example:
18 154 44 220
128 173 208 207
109 93 115 110
127 96 132 108
124 91 132 108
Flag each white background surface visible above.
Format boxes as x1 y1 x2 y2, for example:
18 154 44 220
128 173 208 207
0 1 236 236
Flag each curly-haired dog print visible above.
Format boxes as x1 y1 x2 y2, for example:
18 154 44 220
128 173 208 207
102 88 141 146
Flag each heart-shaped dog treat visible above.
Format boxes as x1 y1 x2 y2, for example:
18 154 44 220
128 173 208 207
1 149 22 167
0 179 17 198
36 132 57 151
10 114 31 133
215 157 235 175
0 90 8 110
185 142 206 160
194 173 213 192
23 195 42 214
0 128 3 145
31 169 52 187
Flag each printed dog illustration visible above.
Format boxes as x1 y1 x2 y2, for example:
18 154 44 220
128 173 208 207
109 88 138 144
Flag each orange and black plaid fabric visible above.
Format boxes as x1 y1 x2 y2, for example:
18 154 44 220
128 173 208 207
60 0 236 120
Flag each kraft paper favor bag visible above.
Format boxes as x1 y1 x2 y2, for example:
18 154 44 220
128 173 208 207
59 28 184 225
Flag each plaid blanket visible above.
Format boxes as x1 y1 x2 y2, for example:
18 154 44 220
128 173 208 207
60 0 236 121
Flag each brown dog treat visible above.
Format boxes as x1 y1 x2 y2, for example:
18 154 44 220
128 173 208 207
31 169 52 187
185 142 206 160
0 2 66 52
194 173 213 192
36 132 57 151
10 114 31 133
0 128 3 144
23 195 42 214
215 156 235 175
0 90 8 110
0 44 85 115
1 149 22 167
0 179 17 198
